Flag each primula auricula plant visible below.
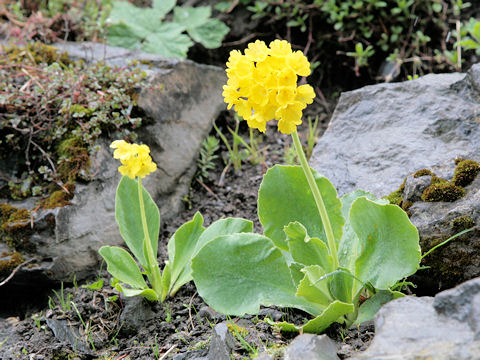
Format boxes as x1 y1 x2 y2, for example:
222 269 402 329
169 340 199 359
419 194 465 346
190 40 422 333
99 140 252 302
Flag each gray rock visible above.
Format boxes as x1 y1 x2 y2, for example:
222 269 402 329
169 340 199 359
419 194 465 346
310 65 480 289
207 323 236 360
284 334 339 360
119 296 155 333
403 173 431 203
311 65 480 198
0 42 226 285
46 318 91 354
350 277 480 360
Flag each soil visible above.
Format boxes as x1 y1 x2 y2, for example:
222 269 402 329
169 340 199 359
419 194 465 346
0 104 375 359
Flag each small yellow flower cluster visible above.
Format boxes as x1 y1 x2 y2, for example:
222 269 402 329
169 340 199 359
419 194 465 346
110 140 157 179
223 40 315 134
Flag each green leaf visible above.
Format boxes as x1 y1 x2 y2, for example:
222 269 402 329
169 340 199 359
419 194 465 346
329 267 354 303
302 301 355 333
258 165 344 250
115 283 159 301
152 0 176 19
107 23 143 49
108 1 163 35
173 6 211 29
351 197 421 289
187 18 230 49
271 301 355 334
285 222 334 273
296 265 332 308
354 290 404 325
167 215 252 296
99 246 148 289
166 212 205 295
192 233 324 316
115 176 160 269
142 23 193 58
338 191 387 273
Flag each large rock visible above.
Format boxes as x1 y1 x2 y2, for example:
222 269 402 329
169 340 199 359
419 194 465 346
311 65 480 197
350 277 480 360
310 64 480 290
0 42 226 289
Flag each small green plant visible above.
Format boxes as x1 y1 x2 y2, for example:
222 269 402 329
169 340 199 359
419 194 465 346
71 301 96 350
196 136 220 183
458 18 480 55
283 145 298 165
0 42 146 200
106 0 229 58
190 40 421 334
150 334 161 359
213 121 247 172
346 43 375 76
82 279 104 291
50 282 73 312
99 141 253 302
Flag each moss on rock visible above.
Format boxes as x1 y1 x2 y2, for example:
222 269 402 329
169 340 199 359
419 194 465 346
452 159 480 187
413 169 433 178
451 215 475 233
421 182 465 202
0 252 24 274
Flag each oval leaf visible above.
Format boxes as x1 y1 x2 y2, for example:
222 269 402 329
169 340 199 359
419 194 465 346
99 246 148 290
192 233 323 316
351 197 421 289
258 165 344 250
115 176 160 269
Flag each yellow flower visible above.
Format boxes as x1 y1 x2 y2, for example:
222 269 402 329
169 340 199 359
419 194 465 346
110 141 157 179
244 40 269 62
223 39 315 134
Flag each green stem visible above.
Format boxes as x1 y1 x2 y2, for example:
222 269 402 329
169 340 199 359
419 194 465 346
291 131 339 269
137 178 163 299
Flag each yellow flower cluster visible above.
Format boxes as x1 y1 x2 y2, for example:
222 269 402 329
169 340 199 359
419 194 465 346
223 40 315 134
110 140 157 179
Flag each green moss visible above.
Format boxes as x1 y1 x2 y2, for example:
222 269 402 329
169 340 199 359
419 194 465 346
413 169 433 178
430 175 448 185
451 216 475 233
421 182 466 202
384 189 404 206
1 42 72 66
452 159 480 187
40 183 75 209
383 177 407 206
56 136 90 183
0 204 32 249
0 252 24 274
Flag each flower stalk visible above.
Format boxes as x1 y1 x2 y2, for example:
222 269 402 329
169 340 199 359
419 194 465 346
137 177 163 298
291 131 339 269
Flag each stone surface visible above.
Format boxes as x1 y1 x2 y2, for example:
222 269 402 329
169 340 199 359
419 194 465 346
0 42 226 288
284 334 340 360
311 65 480 198
119 296 155 333
207 323 236 360
350 277 480 360
311 64 480 290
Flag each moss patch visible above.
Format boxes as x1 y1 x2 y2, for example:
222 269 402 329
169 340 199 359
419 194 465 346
451 216 475 233
421 182 465 202
0 252 24 274
452 159 480 187
0 203 32 249
40 183 75 209
413 169 433 178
